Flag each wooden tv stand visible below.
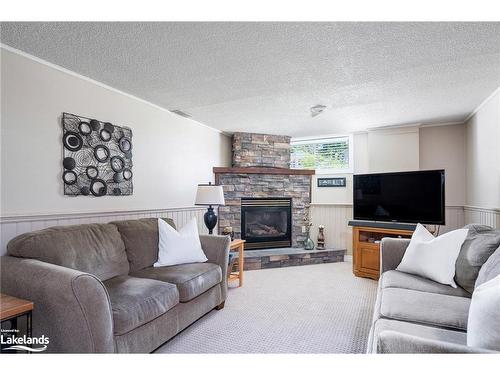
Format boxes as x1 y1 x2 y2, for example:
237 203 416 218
349 221 415 280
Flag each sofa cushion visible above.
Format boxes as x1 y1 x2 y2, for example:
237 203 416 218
380 288 470 331
381 270 470 297
369 318 467 353
111 218 176 272
103 275 179 335
131 262 222 302
396 224 468 288
455 224 500 294
475 246 500 288
155 217 207 267
467 274 500 351
7 223 129 281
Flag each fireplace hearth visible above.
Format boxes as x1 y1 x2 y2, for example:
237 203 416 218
241 198 292 250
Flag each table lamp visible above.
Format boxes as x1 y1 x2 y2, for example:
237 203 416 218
195 182 225 234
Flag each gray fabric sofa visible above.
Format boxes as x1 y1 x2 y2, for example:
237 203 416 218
367 224 500 354
0 218 230 353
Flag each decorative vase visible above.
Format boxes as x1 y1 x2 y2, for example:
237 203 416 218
316 226 325 249
304 232 315 250
222 226 234 240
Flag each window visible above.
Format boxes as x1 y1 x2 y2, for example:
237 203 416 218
290 135 353 173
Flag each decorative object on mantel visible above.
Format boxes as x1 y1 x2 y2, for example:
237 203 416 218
316 225 325 250
317 177 346 187
222 226 235 240
303 204 315 250
195 182 225 234
62 112 133 196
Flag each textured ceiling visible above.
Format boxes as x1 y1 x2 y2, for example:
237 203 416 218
1 22 500 137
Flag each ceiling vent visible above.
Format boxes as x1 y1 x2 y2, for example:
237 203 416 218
170 109 192 118
310 104 327 117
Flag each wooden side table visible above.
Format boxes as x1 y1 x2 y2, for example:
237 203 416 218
0 293 34 353
228 239 245 287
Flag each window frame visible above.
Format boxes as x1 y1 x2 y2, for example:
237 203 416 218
290 134 354 174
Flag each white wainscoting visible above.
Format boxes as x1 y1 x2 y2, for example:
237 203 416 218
464 206 500 229
310 204 354 254
2 204 497 257
0 207 208 256
309 204 466 255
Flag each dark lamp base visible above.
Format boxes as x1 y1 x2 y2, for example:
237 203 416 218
204 206 218 235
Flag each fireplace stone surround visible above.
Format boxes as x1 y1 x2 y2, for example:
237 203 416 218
214 132 314 248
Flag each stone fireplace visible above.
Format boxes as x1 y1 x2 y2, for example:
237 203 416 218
214 132 314 249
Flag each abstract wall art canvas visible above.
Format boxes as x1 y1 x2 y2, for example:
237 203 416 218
62 112 133 196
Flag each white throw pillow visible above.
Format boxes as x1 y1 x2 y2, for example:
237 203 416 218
467 274 500 351
396 224 468 287
154 217 208 267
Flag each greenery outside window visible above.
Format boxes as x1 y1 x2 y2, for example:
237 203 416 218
290 135 353 174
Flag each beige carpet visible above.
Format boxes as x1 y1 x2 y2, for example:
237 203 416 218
155 260 378 353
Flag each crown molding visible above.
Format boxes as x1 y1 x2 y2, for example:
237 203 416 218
0 43 223 134
419 121 465 128
463 86 500 123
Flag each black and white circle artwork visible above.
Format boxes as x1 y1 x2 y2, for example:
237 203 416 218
90 179 107 197
100 129 112 142
86 166 99 179
62 170 78 185
110 156 125 172
79 121 92 135
61 112 133 197
63 131 83 152
94 145 110 163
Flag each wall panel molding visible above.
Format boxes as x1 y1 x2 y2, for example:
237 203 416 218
0 206 209 256
464 206 500 229
2 204 497 257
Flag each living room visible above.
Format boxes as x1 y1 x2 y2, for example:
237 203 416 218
1 1 499 373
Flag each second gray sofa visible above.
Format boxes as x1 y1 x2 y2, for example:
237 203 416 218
0 218 231 353
367 224 500 353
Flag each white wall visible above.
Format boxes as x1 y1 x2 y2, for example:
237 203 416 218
420 124 466 206
367 126 420 173
465 89 500 209
0 48 232 216
311 125 464 206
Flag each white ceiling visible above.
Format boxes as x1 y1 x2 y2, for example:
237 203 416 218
1 22 499 137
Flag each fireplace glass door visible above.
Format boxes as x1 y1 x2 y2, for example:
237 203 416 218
241 198 292 249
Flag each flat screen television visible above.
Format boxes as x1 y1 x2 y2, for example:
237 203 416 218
353 170 445 225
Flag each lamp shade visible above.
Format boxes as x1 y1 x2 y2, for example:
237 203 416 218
195 184 225 206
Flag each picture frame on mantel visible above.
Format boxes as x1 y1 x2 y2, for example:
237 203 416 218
317 177 346 187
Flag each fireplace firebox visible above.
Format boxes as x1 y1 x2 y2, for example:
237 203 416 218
241 198 292 250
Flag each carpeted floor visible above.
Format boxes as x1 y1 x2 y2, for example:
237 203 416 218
155 260 378 353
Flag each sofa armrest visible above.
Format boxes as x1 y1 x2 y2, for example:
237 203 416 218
377 331 496 354
380 238 411 274
0 256 115 353
199 235 231 300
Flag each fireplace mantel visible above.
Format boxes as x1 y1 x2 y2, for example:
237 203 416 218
213 167 315 175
